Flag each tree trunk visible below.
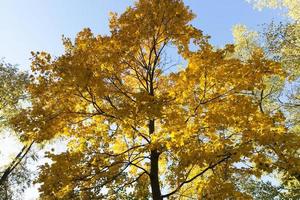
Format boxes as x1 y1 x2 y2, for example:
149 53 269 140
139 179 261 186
149 119 162 200
148 65 162 199
150 150 162 200
0 141 34 185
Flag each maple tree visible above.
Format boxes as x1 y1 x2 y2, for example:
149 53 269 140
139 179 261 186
11 0 300 199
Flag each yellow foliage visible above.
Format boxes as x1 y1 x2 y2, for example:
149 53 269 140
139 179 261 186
10 0 300 199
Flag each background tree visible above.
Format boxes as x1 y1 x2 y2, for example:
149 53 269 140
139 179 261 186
262 17 300 200
247 0 300 21
238 0 300 198
235 176 300 200
0 61 34 199
0 61 28 126
12 0 300 199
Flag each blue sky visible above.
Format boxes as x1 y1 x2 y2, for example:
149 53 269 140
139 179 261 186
0 0 285 71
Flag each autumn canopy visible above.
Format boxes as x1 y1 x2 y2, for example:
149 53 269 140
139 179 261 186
10 0 300 199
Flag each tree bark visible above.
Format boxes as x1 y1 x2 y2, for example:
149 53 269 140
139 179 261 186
0 141 34 185
150 149 162 200
148 58 162 199
149 119 162 199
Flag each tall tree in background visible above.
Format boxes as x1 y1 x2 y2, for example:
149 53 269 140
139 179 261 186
12 0 300 199
239 0 300 198
262 20 300 198
0 61 33 199
0 62 28 126
246 0 300 21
